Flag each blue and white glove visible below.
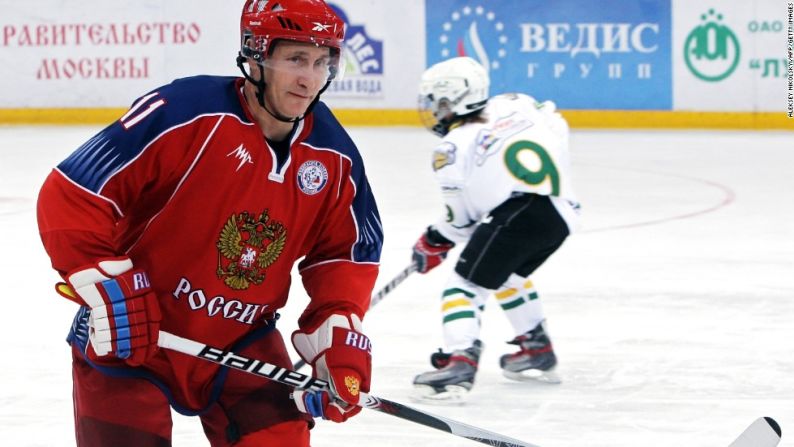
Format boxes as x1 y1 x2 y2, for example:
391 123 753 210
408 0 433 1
64 257 161 366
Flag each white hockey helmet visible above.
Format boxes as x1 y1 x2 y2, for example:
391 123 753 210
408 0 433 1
418 57 490 137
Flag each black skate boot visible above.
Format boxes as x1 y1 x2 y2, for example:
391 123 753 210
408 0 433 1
412 340 483 404
499 323 560 383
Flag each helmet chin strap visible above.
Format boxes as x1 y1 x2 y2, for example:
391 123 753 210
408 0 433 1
236 53 330 124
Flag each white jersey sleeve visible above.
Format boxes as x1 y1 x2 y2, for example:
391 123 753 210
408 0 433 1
430 140 479 243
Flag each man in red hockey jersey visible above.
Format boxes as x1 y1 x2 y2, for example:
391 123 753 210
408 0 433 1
36 1 382 445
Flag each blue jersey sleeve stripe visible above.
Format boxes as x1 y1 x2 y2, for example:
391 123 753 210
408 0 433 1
85 153 121 190
364 215 381 245
60 132 126 193
352 199 383 263
70 135 105 168
68 136 110 180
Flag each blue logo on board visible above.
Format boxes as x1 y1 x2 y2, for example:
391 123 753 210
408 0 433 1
426 0 673 110
327 3 384 97
433 5 508 76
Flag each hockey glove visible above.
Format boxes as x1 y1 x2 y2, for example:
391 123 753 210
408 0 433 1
291 313 371 422
65 257 161 367
412 227 455 274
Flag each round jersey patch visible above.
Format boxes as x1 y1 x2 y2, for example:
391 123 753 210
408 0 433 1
297 160 329 195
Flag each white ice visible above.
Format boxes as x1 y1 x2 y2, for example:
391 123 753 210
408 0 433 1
0 125 792 447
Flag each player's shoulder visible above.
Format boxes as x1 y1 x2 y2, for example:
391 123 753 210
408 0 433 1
303 101 361 162
131 75 249 126
485 93 539 113
483 93 564 129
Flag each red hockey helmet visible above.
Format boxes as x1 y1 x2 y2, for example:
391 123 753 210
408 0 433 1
240 0 345 71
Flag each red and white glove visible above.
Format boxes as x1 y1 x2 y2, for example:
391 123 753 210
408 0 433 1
65 257 161 366
412 227 455 274
291 313 371 422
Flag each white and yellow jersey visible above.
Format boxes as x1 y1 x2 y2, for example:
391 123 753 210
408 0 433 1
431 93 580 243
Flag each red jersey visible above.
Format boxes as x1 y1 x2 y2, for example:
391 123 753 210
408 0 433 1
37 75 382 411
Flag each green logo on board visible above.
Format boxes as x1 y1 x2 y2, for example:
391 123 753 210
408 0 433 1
684 9 741 82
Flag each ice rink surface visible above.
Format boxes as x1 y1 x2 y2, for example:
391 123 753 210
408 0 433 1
0 125 792 446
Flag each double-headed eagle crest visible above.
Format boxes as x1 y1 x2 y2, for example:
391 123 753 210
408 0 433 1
216 210 287 290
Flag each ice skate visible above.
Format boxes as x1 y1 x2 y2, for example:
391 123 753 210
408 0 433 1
500 324 561 384
412 340 482 404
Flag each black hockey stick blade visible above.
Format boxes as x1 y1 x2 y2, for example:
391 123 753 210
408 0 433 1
292 262 416 370
158 331 539 447
728 417 781 447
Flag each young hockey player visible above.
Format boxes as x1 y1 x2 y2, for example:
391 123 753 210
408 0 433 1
36 1 382 445
410 57 580 403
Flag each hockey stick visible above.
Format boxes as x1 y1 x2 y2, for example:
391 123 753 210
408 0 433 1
292 262 416 370
158 330 538 447
370 262 417 307
729 417 781 447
